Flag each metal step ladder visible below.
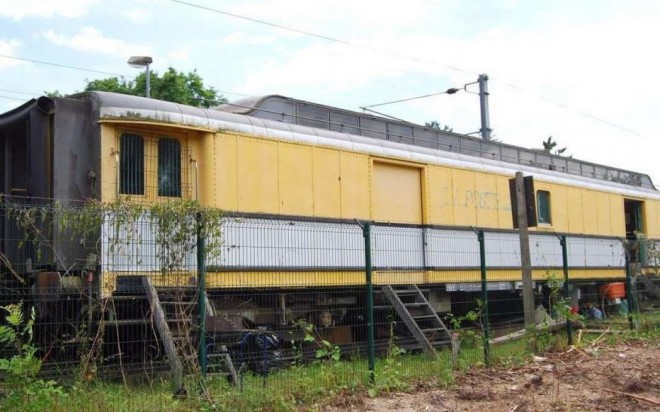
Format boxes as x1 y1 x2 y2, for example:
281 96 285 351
380 285 452 358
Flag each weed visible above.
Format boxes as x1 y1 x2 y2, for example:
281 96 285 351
0 303 67 412
375 321 408 394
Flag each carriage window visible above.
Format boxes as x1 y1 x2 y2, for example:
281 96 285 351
158 137 181 197
119 133 144 195
537 190 551 224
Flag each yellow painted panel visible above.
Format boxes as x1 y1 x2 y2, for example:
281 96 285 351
495 175 512 229
655 200 660 237
566 186 584 233
340 152 370 219
474 172 499 228
452 169 477 226
101 268 626 295
596 192 612 236
100 124 117 202
420 168 430 223
206 272 366 288
372 161 422 223
582 189 598 235
657 200 660 237
548 183 567 232
187 131 203 202
426 268 625 283
428 166 454 225
644 201 659 238
312 148 341 217
237 137 279 213
531 182 566 233
278 143 314 215
376 271 425 285
609 195 625 237
209 133 237 209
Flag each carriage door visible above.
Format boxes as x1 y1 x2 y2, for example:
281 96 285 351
372 161 423 224
624 199 645 263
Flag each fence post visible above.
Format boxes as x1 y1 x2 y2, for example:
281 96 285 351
559 235 573 345
362 221 375 384
624 248 635 330
477 230 491 367
197 212 207 379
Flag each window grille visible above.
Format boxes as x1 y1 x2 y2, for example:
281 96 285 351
119 133 144 195
158 138 181 197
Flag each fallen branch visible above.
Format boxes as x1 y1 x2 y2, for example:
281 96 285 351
590 326 612 347
490 319 565 344
0 251 25 284
603 388 660 406
581 329 623 334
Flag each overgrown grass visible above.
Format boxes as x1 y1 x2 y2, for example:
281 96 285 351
40 339 533 412
6 311 658 412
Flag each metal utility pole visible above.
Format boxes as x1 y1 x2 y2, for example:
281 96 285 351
514 172 535 327
478 74 492 141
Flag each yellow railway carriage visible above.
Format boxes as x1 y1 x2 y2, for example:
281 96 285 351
1 92 658 324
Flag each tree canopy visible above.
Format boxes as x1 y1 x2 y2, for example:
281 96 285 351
83 67 226 108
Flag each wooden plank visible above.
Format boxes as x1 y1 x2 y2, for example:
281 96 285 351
142 277 184 392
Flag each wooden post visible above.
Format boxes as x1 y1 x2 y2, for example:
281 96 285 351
515 172 535 328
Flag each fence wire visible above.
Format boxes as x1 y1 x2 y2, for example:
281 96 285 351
0 197 658 409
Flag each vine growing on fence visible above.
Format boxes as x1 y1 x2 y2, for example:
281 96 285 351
2 195 225 274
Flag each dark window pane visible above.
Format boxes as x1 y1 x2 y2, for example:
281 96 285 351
120 133 144 195
537 190 551 224
158 138 181 197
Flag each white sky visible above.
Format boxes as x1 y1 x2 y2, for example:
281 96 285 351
1 0 658 185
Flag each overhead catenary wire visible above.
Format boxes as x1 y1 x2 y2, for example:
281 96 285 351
168 0 477 77
0 88 41 97
0 54 132 78
0 56 255 99
363 88 461 109
0 95 29 101
168 0 641 138
499 81 643 137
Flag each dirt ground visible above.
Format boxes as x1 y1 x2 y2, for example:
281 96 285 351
325 339 660 412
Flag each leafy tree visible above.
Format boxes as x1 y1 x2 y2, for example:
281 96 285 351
44 90 63 98
84 77 135 95
542 136 568 156
83 67 226 108
425 120 453 132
